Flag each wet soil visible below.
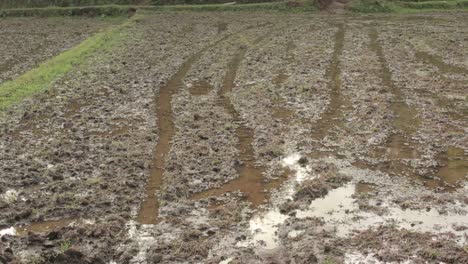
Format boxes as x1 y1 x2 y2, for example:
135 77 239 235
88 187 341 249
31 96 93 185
0 17 121 85
0 12 467 264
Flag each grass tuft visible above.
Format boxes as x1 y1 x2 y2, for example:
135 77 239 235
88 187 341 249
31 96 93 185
59 240 73 253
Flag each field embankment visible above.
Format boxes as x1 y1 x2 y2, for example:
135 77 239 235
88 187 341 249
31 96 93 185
348 0 468 13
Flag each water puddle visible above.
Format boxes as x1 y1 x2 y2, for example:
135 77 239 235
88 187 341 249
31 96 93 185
311 25 345 141
355 182 375 194
236 153 312 249
188 79 214 96
15 218 77 236
435 147 467 187
297 183 468 244
242 180 468 250
415 50 468 76
0 218 89 237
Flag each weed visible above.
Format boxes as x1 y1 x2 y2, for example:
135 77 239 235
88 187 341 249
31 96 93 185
59 239 72 253
322 257 337 264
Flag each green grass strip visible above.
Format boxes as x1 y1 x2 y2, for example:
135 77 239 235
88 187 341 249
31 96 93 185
0 17 135 112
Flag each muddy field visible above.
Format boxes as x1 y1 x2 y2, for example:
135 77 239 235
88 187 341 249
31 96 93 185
0 12 467 264
0 17 121 85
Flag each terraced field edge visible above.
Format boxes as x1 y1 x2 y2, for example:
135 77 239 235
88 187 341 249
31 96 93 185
347 0 468 13
0 5 136 17
0 2 317 17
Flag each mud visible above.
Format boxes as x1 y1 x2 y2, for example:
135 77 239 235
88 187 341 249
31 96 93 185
311 24 345 143
0 17 121 84
0 12 467 264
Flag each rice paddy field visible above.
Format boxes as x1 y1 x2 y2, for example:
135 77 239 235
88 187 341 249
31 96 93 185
0 10 467 264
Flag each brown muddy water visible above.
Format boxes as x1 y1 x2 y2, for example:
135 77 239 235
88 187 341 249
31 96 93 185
434 147 468 187
2 218 85 237
136 57 191 224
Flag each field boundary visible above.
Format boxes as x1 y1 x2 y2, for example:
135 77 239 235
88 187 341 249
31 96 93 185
0 17 136 112
347 0 468 13
0 2 317 17
0 5 137 17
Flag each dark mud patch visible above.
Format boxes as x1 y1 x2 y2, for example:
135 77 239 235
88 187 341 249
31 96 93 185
15 218 76 236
